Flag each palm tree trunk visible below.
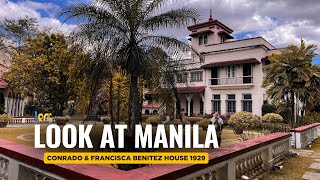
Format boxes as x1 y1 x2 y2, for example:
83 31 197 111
127 77 132 134
117 78 121 124
130 75 141 137
291 91 295 129
173 89 182 120
109 77 115 129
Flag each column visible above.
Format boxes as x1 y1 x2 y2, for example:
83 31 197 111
200 94 205 116
186 95 194 117
4 97 7 114
17 99 20 116
20 100 23 116
8 98 12 116
21 100 25 116
18 100 21 116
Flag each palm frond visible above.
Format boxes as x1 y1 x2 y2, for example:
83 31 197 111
59 3 127 34
142 7 199 31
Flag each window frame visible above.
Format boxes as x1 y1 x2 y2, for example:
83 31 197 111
242 94 252 112
212 94 221 113
226 94 236 115
190 71 203 82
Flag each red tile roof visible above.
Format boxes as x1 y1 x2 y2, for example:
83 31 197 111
218 31 234 39
187 20 233 33
177 86 205 94
189 30 213 37
145 90 158 95
143 103 159 108
201 58 260 68
0 79 8 88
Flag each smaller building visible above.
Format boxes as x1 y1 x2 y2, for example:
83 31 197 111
0 63 25 116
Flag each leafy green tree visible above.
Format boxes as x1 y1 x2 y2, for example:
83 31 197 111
5 33 87 116
61 0 200 135
263 39 318 128
0 17 38 52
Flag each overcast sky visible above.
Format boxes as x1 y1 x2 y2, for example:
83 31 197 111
0 0 319 62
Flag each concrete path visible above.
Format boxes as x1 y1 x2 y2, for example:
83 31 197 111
293 149 320 180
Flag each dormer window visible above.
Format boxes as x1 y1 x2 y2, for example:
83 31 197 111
199 35 208 45
199 36 203 45
220 36 225 43
204 36 208 44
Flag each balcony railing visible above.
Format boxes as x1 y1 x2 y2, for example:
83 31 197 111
209 76 253 86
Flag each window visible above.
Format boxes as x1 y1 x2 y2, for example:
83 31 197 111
221 36 225 43
227 94 236 115
204 36 208 44
199 36 203 45
199 35 208 45
212 95 221 113
227 66 235 78
242 94 252 112
190 71 203 82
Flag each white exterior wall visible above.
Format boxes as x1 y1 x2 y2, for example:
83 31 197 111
176 36 281 116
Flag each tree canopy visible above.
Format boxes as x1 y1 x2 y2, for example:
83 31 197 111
61 0 200 133
4 33 88 116
263 39 319 128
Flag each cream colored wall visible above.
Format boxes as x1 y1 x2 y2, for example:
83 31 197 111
191 26 229 52
174 26 279 117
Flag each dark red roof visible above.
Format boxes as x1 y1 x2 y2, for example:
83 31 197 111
0 79 8 89
218 31 234 39
201 58 260 68
143 103 159 108
187 19 233 34
177 86 205 94
145 90 158 95
189 30 213 37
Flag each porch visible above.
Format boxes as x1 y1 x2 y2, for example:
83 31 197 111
177 86 205 116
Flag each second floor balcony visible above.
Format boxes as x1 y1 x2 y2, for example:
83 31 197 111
208 76 254 89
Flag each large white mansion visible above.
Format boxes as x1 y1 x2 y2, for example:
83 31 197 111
143 16 281 117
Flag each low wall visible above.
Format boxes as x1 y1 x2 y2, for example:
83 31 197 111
11 117 54 124
0 132 291 180
291 123 320 149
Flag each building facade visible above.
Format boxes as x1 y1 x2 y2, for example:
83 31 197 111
143 16 281 117
0 54 26 117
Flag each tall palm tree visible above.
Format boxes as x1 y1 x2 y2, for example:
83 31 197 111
263 39 318 128
61 0 200 135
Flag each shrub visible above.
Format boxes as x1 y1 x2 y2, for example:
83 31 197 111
296 112 320 126
262 104 277 115
262 113 284 123
173 119 190 125
0 114 13 123
142 115 153 122
197 119 211 129
261 123 291 135
101 116 111 124
228 112 260 141
146 116 161 125
184 117 203 124
55 116 69 125
228 112 260 127
305 112 320 122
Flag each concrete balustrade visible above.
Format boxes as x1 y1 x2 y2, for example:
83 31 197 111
11 117 54 124
291 123 320 149
0 132 292 180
